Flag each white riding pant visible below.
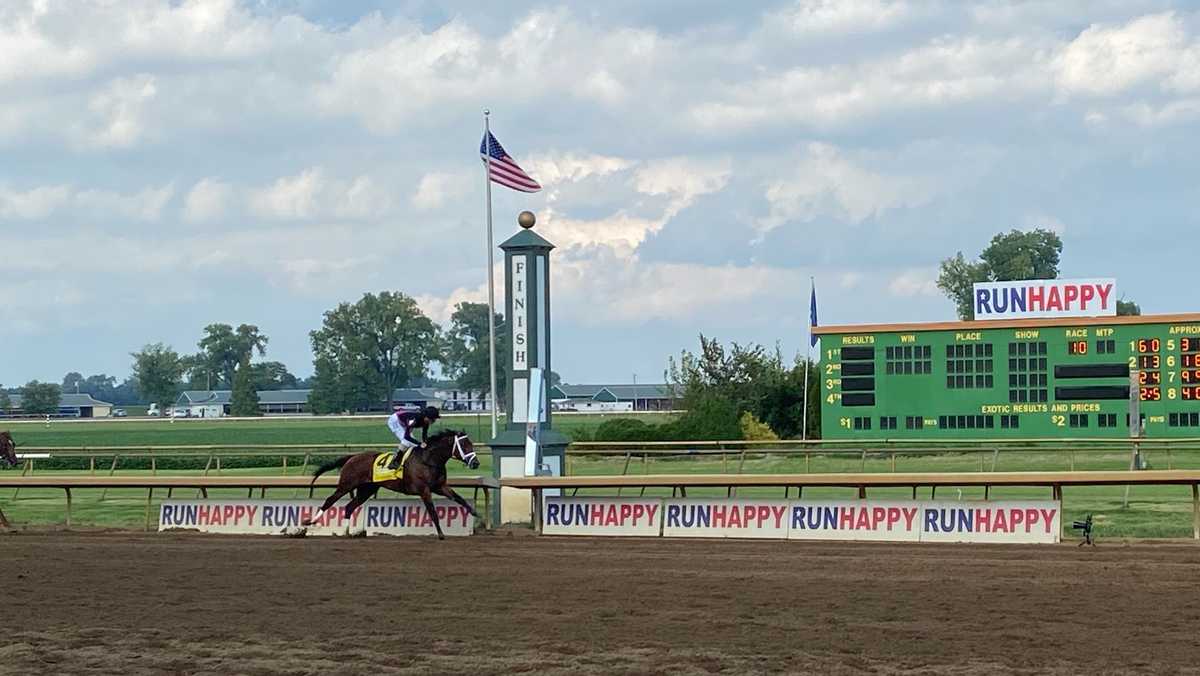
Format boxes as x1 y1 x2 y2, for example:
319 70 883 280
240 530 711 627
387 416 419 450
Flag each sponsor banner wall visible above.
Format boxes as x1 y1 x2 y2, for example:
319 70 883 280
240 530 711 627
158 499 473 537
663 499 791 539
542 497 662 536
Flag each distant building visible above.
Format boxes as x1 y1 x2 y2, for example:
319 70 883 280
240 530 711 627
172 387 473 417
175 389 313 417
0 393 114 419
549 384 678 412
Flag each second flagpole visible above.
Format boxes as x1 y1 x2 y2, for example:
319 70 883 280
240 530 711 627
484 110 499 438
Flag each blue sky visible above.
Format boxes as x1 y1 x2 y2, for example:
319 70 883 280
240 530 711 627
2 0 1199 386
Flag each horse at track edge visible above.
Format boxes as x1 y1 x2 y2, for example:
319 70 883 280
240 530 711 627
302 429 481 539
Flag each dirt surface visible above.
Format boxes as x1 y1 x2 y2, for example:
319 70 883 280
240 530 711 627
2 531 1199 675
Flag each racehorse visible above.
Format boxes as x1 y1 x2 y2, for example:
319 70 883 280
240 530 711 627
0 431 16 467
303 429 481 539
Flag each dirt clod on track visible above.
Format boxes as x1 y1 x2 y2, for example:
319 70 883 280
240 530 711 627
2 531 1199 675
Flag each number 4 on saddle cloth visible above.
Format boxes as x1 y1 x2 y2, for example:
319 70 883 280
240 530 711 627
371 449 412 483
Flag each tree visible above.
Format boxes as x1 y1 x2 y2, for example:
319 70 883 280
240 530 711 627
441 302 508 402
249 361 299 391
61 372 85 394
0 387 11 412
937 229 1063 320
230 356 261 417
131 343 185 409
196 324 269 388
22 381 61 415
667 336 817 439
1118 300 1141 316
310 291 440 413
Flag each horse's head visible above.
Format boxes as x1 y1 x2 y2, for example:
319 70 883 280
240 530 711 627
0 432 16 468
450 432 480 470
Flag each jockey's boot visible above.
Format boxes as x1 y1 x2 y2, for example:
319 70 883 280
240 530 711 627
387 450 404 471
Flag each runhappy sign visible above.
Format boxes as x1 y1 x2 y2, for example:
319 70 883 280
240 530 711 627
973 278 1116 320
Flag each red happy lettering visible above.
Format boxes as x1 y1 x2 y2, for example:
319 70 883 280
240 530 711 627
975 508 992 532
902 507 918 529
727 506 743 529
712 505 727 529
771 505 787 528
1079 285 1095 309
1063 285 1079 310
1097 283 1113 309
886 507 901 530
1039 508 1056 533
1024 509 1039 532
1010 509 1025 531
855 509 872 530
1046 286 1063 311
1028 285 1044 311
839 507 855 530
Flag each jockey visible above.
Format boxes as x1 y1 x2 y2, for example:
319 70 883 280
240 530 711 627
386 405 440 470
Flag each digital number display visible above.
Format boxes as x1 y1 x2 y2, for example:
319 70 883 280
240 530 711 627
1181 370 1200 384
1134 338 1161 353
1140 386 1161 401
1182 337 1200 353
1138 355 1160 369
1140 371 1162 385
1068 340 1088 355
1184 354 1200 368
1184 386 1200 401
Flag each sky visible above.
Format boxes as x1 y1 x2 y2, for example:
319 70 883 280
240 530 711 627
2 0 1199 387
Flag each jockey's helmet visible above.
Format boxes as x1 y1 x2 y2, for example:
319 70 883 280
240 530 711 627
423 406 441 421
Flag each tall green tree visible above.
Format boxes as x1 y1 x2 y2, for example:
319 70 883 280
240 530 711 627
0 387 11 412
131 343 185 409
938 229 1064 320
249 361 299 391
309 291 440 413
196 324 269 388
230 356 262 417
441 302 508 403
61 372 85 394
21 381 62 415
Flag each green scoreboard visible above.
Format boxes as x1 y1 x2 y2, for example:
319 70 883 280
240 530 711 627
814 313 1200 439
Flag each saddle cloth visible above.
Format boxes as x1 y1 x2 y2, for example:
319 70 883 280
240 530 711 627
371 449 411 483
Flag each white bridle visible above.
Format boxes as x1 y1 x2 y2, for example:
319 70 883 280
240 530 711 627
453 434 477 466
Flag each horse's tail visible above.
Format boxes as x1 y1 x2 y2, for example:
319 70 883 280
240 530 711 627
311 455 352 485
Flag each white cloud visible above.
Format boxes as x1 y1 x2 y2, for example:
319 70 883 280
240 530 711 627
1054 13 1195 97
760 142 937 233
888 268 939 297
0 184 72 219
183 178 233 223
75 183 176 222
412 172 472 211
248 168 391 222
771 0 915 36
76 75 159 149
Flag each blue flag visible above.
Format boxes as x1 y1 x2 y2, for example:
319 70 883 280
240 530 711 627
809 283 819 347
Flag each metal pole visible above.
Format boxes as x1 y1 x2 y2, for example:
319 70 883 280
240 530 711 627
484 110 499 440
802 276 814 441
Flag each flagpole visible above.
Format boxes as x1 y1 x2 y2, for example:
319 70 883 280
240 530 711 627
484 110 499 439
802 276 814 441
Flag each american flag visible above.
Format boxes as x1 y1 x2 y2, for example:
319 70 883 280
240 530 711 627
480 131 541 193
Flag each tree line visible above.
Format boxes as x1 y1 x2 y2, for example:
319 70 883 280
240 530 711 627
1 295 505 416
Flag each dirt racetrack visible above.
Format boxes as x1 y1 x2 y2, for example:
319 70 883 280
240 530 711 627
2 531 1199 675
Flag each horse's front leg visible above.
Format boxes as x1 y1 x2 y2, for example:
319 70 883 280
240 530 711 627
435 484 479 519
419 486 444 540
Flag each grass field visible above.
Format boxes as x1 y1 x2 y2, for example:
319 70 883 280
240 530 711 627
0 411 677 447
2 414 1198 539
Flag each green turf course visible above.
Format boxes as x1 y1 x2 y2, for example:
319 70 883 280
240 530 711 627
4 448 1199 539
0 412 677 447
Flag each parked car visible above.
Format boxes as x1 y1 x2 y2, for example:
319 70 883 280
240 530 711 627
112 409 127 418
147 404 161 417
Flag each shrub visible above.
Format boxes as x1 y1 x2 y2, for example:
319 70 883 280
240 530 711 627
740 411 779 441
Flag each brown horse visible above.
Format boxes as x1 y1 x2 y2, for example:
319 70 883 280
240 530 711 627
0 432 16 467
303 429 481 539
